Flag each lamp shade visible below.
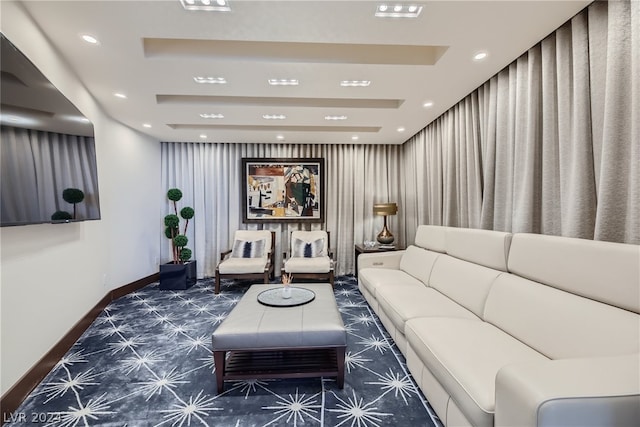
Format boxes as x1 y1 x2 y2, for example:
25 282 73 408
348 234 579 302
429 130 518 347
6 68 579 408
373 203 397 216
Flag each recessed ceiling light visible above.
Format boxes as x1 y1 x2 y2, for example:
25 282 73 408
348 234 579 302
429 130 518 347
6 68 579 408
376 4 422 18
194 76 227 84
263 114 286 120
200 134 208 139
180 0 230 12
114 92 127 99
276 135 285 140
397 126 405 132
200 113 224 119
325 115 347 121
352 135 359 141
473 51 488 61
268 79 299 86
340 80 371 87
80 34 99 44
423 101 434 108
143 123 152 128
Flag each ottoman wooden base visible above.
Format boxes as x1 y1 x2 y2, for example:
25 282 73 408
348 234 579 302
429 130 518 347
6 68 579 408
211 283 347 394
214 346 345 393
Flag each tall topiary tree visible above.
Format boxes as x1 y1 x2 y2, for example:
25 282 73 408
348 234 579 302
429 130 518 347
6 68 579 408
164 188 195 264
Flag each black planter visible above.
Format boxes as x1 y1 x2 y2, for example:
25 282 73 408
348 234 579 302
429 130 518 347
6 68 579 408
159 260 197 290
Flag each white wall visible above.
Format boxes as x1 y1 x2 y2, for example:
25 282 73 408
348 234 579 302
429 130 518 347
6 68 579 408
0 2 162 395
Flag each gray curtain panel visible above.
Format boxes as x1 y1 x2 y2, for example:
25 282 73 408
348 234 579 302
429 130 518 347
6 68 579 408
1 126 100 224
403 0 639 245
161 142 403 277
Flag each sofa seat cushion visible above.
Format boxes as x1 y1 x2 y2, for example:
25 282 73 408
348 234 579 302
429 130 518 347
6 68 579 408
358 268 424 298
284 256 331 273
218 257 269 274
377 286 479 335
405 317 549 427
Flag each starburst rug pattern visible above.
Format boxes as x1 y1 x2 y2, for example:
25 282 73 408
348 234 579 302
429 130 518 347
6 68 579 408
8 276 441 426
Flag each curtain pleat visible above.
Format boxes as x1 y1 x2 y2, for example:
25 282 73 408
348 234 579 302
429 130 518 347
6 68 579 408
594 0 640 243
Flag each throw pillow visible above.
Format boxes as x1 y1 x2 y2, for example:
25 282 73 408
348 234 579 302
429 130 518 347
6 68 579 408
292 237 325 258
231 239 266 258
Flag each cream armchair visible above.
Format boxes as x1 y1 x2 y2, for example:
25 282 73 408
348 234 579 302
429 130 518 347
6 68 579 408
215 230 275 294
282 230 335 287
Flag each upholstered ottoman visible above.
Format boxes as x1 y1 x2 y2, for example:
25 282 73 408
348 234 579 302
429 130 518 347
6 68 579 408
211 283 347 393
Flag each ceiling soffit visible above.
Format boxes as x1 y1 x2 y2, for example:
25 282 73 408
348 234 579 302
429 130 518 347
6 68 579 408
156 95 404 109
167 124 380 132
143 38 449 65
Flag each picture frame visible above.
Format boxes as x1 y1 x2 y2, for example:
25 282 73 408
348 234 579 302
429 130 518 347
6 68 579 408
241 158 325 223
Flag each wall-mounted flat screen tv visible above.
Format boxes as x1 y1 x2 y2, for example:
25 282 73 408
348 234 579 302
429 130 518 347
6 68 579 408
1 33 101 227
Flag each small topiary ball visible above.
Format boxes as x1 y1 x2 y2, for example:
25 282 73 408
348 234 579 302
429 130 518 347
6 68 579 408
51 210 72 220
164 226 178 239
164 214 179 228
180 206 194 220
173 234 188 248
179 248 192 262
167 188 182 202
62 188 85 204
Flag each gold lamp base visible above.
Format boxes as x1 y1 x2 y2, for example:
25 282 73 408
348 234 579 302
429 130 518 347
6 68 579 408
376 216 395 244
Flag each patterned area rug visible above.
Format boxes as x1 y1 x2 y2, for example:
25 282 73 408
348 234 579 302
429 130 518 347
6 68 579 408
8 276 441 426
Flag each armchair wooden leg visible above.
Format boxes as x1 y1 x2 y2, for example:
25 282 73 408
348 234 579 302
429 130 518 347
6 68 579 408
215 271 221 294
263 271 269 284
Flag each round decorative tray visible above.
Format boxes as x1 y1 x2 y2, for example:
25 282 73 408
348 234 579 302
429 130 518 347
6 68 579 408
257 287 316 307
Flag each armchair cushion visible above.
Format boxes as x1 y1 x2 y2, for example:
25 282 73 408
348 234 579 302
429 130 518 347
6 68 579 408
231 239 266 258
292 237 325 258
284 256 332 273
218 257 270 274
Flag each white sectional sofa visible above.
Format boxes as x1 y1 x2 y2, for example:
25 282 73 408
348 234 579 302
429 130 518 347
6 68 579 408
358 225 640 427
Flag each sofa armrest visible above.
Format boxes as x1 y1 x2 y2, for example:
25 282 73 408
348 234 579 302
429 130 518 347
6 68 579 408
358 251 405 271
495 354 640 427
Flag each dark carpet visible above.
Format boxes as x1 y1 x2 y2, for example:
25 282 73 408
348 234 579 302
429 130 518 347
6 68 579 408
7 276 440 426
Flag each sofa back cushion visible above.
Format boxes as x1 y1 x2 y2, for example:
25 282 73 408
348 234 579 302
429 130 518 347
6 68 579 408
446 227 512 272
399 245 439 286
508 234 640 314
414 225 447 253
484 273 640 359
429 255 502 318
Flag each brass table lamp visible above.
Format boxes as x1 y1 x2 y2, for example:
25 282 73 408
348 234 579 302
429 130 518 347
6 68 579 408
373 203 398 244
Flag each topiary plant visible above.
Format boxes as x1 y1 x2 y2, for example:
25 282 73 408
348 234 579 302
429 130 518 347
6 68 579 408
164 188 195 264
51 210 73 221
62 188 85 219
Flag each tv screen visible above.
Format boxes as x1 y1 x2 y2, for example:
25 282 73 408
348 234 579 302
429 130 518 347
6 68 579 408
1 33 101 227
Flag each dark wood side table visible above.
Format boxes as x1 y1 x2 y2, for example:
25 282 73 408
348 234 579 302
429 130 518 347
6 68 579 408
354 243 404 276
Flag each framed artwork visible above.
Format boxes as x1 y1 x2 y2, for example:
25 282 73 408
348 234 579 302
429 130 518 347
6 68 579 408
241 158 324 223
